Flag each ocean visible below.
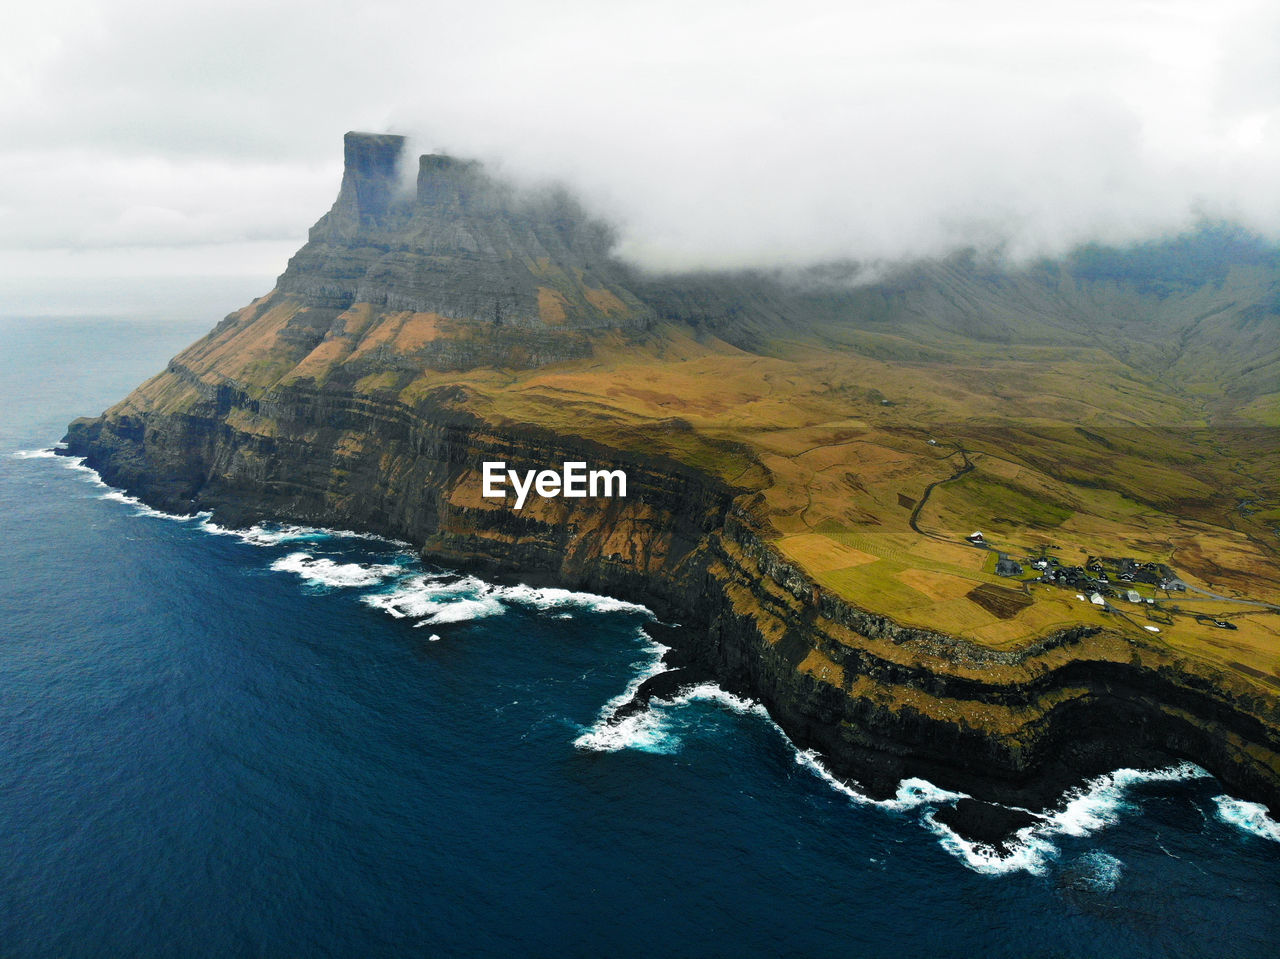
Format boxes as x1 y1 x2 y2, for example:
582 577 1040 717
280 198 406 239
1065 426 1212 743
1 305 1278 958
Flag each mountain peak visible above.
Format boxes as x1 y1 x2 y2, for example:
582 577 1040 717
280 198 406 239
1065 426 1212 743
337 131 407 223
275 133 651 330
342 131 405 178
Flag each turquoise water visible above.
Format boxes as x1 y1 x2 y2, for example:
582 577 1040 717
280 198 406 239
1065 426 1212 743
1 312 1278 957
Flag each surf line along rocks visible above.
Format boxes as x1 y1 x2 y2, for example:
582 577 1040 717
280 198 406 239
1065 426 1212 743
482 461 628 510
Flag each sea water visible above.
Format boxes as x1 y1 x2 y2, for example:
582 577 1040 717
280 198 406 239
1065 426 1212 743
1 309 1278 958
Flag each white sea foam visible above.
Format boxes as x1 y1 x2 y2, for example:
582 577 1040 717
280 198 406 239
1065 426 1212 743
1050 763 1211 837
583 639 1218 878
572 701 682 753
792 746 967 812
415 596 506 626
34 449 413 548
573 629 673 752
34 452 199 520
96 488 203 521
578 681 773 754
35 446 636 627
199 519 331 547
31 450 196 518
69 463 107 485
270 552 402 589
27 441 1229 876
362 574 506 626
1071 851 1125 893
48 452 109 486
363 574 654 629
790 748 871 805
924 816 1061 875
196 516 409 549
923 761 1212 875
663 682 771 719
1213 795 1280 842
11 447 60 459
497 583 651 615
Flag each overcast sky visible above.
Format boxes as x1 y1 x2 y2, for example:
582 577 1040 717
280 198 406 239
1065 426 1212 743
4 0 1280 282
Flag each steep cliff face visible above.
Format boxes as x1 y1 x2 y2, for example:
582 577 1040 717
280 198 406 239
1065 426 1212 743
63 371 1280 835
62 131 1280 843
277 132 652 331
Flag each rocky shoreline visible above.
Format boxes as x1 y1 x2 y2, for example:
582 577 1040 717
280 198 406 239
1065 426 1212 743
56 129 1279 848
62 380 1280 847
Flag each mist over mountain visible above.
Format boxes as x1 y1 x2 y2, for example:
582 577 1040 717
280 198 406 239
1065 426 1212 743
5 0 1280 279
7 3 1280 950
58 126 1280 859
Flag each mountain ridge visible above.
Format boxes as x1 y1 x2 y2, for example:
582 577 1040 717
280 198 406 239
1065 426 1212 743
62 131 1280 845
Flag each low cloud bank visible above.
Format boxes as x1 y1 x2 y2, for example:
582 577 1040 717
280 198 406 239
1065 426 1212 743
4 0 1279 276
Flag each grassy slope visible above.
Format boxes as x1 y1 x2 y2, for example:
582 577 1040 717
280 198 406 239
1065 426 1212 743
119 251 1280 694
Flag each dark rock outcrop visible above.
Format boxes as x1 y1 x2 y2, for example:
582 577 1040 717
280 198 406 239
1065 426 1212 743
60 131 1280 846
277 132 652 329
63 372 1280 841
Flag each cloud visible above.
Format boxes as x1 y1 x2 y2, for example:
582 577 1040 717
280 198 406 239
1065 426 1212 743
3 0 1279 277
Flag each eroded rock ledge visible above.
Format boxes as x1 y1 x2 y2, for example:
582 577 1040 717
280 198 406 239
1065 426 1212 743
62 375 1280 844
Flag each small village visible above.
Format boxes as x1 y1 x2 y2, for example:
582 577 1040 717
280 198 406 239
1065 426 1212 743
963 530 1251 635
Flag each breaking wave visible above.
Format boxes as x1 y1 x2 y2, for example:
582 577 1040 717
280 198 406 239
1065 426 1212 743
793 747 967 812
569 669 775 755
363 575 512 626
270 552 404 589
40 451 110 487
1213 795 1280 842
39 453 398 541
97 488 203 521
34 441 1275 879
922 762 1211 875
198 518 402 549
35 445 652 631
572 629 673 752
577 645 1223 877
24 449 204 520
574 682 770 754
497 583 650 615
362 574 654 628
790 727 1213 876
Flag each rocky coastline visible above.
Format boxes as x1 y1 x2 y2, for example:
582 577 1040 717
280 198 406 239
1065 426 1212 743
62 375 1280 845
58 130 1280 847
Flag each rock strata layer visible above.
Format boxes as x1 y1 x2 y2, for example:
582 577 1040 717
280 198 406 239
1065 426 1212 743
64 378 1280 838
62 132 1280 844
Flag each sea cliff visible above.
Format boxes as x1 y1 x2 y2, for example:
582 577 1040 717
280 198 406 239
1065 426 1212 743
63 133 1280 844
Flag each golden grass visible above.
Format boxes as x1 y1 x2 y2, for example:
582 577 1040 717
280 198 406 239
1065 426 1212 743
583 286 628 317
898 568 980 601
394 312 448 350
537 288 569 325
164 293 1280 686
289 337 352 381
778 533 877 573
797 647 846 687
349 311 413 360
